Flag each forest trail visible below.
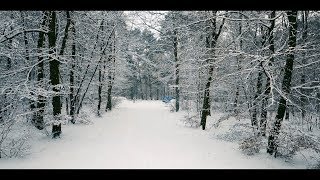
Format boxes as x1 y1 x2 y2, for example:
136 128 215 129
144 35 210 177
0 100 299 169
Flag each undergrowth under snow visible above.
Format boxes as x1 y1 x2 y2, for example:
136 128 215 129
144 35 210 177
0 99 315 169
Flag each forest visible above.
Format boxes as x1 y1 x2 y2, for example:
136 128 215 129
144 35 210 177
0 11 319 168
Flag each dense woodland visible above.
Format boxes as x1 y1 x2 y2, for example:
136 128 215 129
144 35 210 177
0 11 320 162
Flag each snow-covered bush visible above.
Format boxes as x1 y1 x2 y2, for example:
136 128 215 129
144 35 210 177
275 129 320 160
112 96 124 109
76 109 93 125
309 161 320 169
239 136 263 156
0 119 30 158
181 114 200 128
180 99 200 128
215 121 253 142
169 99 176 112
180 100 197 112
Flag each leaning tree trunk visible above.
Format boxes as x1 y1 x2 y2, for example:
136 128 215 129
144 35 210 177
260 11 276 137
77 33 112 115
71 21 103 121
200 11 225 130
76 63 100 115
59 11 71 56
48 11 62 138
267 10 297 156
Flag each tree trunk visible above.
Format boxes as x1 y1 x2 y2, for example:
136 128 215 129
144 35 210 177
73 20 105 118
97 67 102 116
156 88 159 100
234 13 242 114
76 63 100 115
149 76 152 100
201 66 214 130
77 32 112 115
69 20 76 123
260 11 276 137
197 71 201 112
267 11 297 156
173 29 179 112
66 97 69 115
20 11 36 124
285 104 290 121
48 11 62 138
200 11 225 130
106 27 116 111
300 11 308 121
59 11 71 56
252 66 263 129
35 11 49 130
0 22 14 123
97 61 102 116
97 21 104 116
316 92 320 114
252 24 268 131
59 11 72 117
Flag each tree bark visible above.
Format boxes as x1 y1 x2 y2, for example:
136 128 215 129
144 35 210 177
300 11 308 121
106 26 116 111
69 19 76 123
201 66 214 130
48 11 62 138
77 29 113 115
72 20 105 118
59 11 71 56
76 62 100 115
35 11 49 130
156 88 159 100
173 28 179 112
260 11 276 136
252 66 263 129
252 24 268 132
97 61 102 116
200 11 225 130
267 11 297 156
234 13 242 114
59 11 71 117
97 21 104 116
285 104 290 121
149 75 152 100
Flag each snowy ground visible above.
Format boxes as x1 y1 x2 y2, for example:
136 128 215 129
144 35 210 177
0 99 307 169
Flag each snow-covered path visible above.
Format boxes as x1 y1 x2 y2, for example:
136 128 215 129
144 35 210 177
0 100 302 169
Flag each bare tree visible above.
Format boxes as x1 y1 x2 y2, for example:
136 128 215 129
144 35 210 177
267 11 298 156
48 11 62 138
200 11 225 130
